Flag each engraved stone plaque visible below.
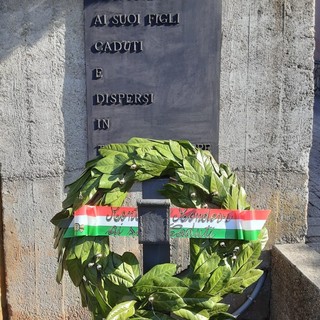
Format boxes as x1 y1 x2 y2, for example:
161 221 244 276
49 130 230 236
85 0 222 158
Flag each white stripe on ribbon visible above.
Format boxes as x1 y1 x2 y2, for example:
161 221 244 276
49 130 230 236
69 216 265 231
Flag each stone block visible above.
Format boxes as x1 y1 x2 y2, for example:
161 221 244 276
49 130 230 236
271 244 320 320
2 177 90 319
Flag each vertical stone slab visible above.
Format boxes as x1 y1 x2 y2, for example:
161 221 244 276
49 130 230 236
220 0 314 243
0 1 89 319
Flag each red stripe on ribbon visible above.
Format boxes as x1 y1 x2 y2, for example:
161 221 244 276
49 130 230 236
75 206 137 217
75 205 270 221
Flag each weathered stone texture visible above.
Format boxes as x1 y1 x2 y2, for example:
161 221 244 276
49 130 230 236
0 0 88 318
220 0 314 244
271 244 320 320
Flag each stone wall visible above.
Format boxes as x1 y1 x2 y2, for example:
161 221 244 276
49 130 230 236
0 0 315 318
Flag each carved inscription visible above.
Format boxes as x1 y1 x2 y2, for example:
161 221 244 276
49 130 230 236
93 68 103 80
92 13 180 27
94 93 154 106
92 41 143 53
145 13 179 26
196 144 211 151
95 119 110 130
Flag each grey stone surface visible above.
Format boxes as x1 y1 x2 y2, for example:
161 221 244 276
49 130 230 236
220 0 314 244
0 1 88 318
0 0 315 319
271 244 320 320
2 178 90 319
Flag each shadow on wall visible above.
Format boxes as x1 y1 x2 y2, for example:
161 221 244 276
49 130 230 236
60 1 87 186
0 0 87 185
0 0 89 318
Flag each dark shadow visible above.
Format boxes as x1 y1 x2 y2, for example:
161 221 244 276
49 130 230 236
306 94 320 248
0 0 87 185
306 0 320 249
0 1 57 62
61 1 88 186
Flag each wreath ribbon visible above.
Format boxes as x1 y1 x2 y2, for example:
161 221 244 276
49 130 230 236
64 205 270 241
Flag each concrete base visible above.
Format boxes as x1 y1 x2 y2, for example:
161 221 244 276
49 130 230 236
271 244 320 320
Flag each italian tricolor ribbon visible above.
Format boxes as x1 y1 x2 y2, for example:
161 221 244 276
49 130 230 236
64 206 270 241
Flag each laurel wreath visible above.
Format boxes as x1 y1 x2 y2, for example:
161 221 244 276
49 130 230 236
51 138 267 320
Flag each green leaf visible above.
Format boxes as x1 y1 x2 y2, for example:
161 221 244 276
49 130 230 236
216 277 245 296
194 254 220 275
79 236 110 268
73 176 101 209
132 277 188 298
258 227 269 250
207 303 230 315
231 242 261 277
135 264 177 287
222 186 239 210
79 280 89 307
169 140 188 160
161 183 201 208
73 238 94 264
127 137 165 146
209 312 235 320
51 209 73 228
182 155 204 176
235 259 262 277
176 169 210 194
241 269 263 287
193 249 211 272
195 150 215 176
101 279 132 306
149 290 186 311
65 168 92 191
104 253 135 288
122 252 141 281
237 186 251 210
94 287 111 316
99 173 120 189
62 170 92 208
133 169 154 182
183 295 216 309
173 308 209 320
182 273 210 291
134 153 172 176
189 239 204 268
103 187 128 207
134 310 175 319
94 153 129 174
53 227 64 249
154 144 181 163
176 139 197 154
219 164 232 178
106 300 136 320
99 143 136 157
204 265 232 294
210 173 228 200
85 156 103 169
66 258 84 286
56 254 65 284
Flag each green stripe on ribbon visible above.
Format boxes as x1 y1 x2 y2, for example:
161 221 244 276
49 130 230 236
64 226 262 241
